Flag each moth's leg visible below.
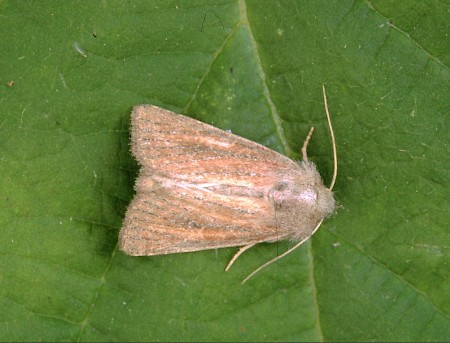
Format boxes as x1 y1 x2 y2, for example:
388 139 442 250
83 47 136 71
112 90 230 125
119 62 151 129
301 127 315 161
225 243 256 271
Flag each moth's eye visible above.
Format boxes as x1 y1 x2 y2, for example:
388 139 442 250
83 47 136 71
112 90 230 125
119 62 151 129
274 182 289 192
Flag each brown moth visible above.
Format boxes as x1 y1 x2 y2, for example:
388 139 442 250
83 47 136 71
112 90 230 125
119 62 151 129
119 85 337 283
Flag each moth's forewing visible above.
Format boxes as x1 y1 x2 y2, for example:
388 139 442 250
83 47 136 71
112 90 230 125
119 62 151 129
120 181 277 255
130 105 298 185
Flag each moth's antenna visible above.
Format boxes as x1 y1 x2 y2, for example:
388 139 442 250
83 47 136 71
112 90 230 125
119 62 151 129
240 220 324 284
322 85 337 191
301 127 315 162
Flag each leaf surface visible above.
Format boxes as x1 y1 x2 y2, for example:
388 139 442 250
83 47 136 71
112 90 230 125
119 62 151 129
0 0 449 341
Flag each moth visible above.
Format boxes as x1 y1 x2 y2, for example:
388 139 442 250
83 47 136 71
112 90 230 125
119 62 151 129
119 85 337 283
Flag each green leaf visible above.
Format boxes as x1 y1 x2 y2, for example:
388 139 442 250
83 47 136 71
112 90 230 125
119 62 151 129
1 0 448 341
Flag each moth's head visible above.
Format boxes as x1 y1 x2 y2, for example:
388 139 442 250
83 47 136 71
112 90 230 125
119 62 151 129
314 185 335 216
270 160 336 219
270 180 335 216
269 177 335 240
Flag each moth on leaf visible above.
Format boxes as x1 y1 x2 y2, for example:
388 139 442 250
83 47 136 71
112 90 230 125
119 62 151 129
119 86 337 283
